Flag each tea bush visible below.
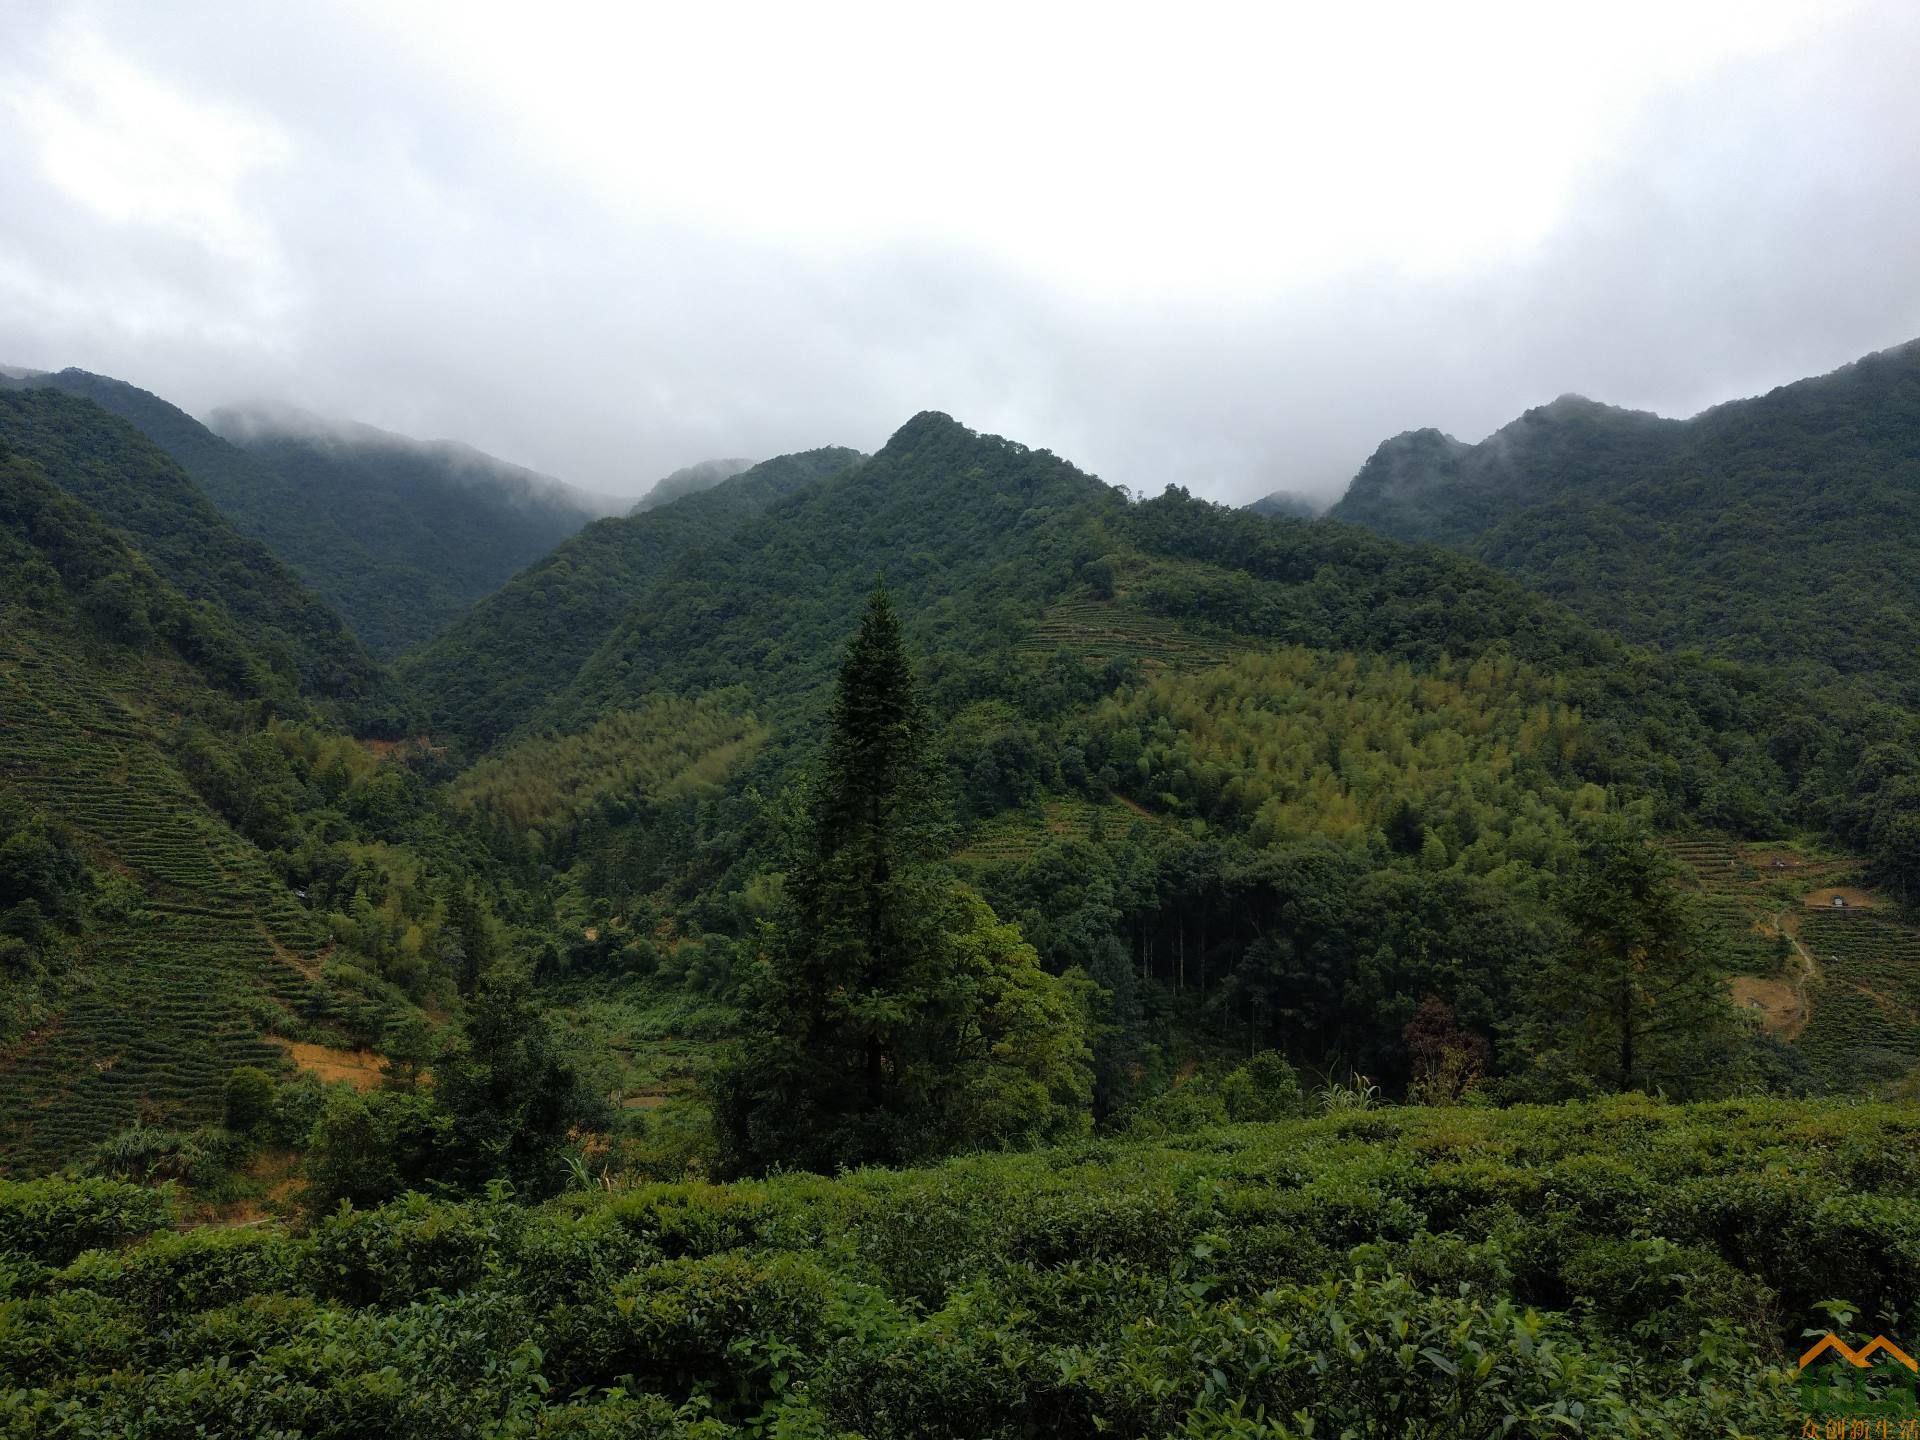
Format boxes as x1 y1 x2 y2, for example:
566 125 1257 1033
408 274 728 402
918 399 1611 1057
11 1097 1913 1435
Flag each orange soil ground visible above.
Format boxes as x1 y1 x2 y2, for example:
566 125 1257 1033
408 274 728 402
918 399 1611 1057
271 1038 387 1091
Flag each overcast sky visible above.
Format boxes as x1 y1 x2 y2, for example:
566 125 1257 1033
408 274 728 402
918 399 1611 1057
3 1 1918 504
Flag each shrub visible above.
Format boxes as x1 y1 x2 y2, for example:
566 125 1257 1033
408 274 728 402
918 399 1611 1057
7 1098 1910 1434
60 1226 290 1322
304 1191 514 1307
0 1177 176 1265
1220 1051 1301 1121
266 1072 331 1148
224 1066 279 1134
88 1124 238 1186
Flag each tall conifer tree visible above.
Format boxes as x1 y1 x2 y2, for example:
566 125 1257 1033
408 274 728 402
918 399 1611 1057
715 585 945 1170
714 585 1091 1174
1516 822 1745 1097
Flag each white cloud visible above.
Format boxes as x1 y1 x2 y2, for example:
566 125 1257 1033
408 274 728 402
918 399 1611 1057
9 24 288 265
330 0 1863 295
0 0 1915 500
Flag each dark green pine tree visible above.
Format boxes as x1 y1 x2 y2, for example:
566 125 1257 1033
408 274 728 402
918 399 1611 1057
1515 821 1746 1099
714 584 957 1174
443 882 498 997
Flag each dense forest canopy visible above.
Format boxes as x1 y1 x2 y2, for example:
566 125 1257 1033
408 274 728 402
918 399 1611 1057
1326 338 1920 702
1 370 413 657
0 388 399 723
395 409 1920 1115
399 447 864 752
205 406 611 655
2 367 615 658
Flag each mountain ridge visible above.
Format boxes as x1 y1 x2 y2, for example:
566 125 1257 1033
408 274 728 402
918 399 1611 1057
398 444 866 752
196 400 612 655
631 458 757 514
1324 337 1920 697
0 386 400 721
207 403 624 518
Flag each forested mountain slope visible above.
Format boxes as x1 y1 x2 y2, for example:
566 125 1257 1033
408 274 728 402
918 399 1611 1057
1326 339 1920 697
7 369 432 661
631 457 755 513
520 409 1814 777
0 448 325 1167
11 396 1920 1177
424 411 1920 1116
0 388 400 725
436 410 1920 909
398 446 863 752
12 338 1920 1432
1244 489 1321 519
204 406 613 655
0 440 537 1173
10 401 1920 1431
545 413 1120 728
1330 395 1685 546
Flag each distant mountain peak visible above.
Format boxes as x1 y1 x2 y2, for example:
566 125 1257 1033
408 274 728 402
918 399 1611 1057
631 458 756 514
1535 392 1606 413
1246 490 1322 520
885 410 973 448
1325 333 1920 695
1504 393 1674 429
207 404 624 520
1341 427 1469 498
1368 426 1472 460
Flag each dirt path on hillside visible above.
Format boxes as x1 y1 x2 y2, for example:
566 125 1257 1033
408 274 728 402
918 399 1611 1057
1737 908 1820 1041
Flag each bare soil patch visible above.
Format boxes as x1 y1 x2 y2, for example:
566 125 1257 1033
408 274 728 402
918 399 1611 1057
1730 976 1804 1036
1803 887 1876 909
272 1038 387 1091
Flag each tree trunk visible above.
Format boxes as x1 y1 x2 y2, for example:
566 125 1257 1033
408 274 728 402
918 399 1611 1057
1617 956 1635 1090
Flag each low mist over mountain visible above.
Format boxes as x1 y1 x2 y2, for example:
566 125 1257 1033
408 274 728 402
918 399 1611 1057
0 385 398 720
210 404 623 517
1244 490 1323 520
203 404 619 655
630 457 756 514
1330 395 1684 545
0 367 623 657
3 369 412 661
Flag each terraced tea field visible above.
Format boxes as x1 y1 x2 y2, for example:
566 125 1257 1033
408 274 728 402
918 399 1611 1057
956 794 1160 868
1663 833 1920 1089
1022 599 1233 672
1795 908 1920 1087
0 624 324 1172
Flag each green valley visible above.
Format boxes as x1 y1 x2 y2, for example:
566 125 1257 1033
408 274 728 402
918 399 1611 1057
7 365 1920 1437
8 13 1914 1431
